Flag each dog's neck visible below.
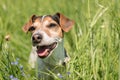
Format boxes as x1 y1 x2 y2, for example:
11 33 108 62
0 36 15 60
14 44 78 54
39 40 66 66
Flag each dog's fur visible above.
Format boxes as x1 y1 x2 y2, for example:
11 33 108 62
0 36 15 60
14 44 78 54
22 13 74 79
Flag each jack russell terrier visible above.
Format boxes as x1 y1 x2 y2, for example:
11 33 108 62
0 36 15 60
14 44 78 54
22 12 74 79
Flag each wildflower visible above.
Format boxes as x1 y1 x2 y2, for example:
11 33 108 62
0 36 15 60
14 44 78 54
19 65 23 70
14 61 18 65
9 75 14 79
57 73 63 78
11 58 20 65
66 72 71 75
11 61 18 65
9 75 18 80
5 34 10 41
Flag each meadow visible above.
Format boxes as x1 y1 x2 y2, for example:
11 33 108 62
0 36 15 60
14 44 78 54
0 0 119 80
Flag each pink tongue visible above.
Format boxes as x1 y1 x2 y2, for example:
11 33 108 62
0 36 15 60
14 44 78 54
37 48 49 56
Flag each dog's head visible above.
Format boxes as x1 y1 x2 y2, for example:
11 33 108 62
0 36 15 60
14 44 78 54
22 13 74 58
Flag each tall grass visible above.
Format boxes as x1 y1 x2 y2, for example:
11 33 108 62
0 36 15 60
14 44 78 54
0 0 119 80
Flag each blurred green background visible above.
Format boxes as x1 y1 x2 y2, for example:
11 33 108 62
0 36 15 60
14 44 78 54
0 0 119 80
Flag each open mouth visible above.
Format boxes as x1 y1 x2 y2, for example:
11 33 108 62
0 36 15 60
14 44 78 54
36 42 57 58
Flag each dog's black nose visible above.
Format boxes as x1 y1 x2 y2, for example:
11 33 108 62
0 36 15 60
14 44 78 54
32 34 42 44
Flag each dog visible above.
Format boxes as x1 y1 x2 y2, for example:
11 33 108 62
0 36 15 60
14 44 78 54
22 12 74 79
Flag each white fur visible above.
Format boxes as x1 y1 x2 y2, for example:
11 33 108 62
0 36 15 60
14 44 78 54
41 15 46 22
28 46 37 68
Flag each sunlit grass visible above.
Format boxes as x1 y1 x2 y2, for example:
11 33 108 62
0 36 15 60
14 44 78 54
0 0 119 80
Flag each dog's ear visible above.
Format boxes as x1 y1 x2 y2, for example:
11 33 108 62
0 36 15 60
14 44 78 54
54 13 74 32
22 15 37 33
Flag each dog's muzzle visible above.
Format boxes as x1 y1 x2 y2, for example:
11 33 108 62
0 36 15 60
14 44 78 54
32 34 42 46
32 33 58 58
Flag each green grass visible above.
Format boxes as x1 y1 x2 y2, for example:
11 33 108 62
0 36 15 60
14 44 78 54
0 0 119 80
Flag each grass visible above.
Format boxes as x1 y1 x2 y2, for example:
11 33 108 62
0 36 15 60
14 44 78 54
0 0 119 80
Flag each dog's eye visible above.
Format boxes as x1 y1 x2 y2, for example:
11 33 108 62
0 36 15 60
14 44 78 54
49 23 57 27
28 26 35 31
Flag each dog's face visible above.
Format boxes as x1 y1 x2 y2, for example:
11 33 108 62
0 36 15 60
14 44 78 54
22 13 74 58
